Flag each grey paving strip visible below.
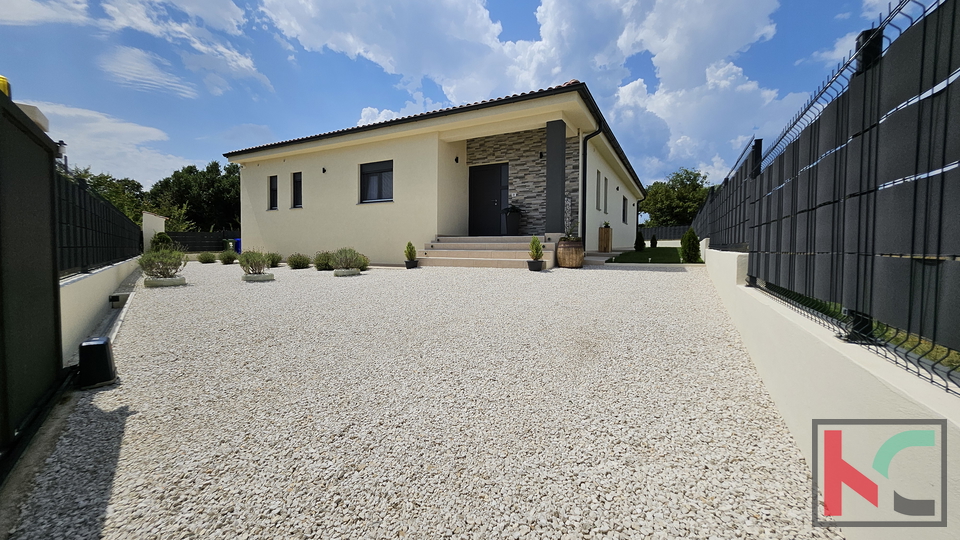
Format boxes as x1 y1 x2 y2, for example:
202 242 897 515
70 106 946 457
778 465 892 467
9 263 843 539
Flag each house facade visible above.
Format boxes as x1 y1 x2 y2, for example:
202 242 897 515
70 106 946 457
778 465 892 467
224 80 645 264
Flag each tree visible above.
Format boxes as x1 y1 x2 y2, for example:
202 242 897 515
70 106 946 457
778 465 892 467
639 167 709 227
146 161 240 231
71 167 145 225
680 227 701 263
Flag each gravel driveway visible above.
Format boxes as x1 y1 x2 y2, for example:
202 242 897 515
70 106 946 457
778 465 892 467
10 263 842 539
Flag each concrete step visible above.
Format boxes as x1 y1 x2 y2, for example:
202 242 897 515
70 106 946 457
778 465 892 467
423 242 555 251
419 257 555 269
434 235 545 243
422 249 555 260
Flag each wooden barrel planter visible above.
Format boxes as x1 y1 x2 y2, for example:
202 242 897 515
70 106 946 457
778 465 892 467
556 240 584 268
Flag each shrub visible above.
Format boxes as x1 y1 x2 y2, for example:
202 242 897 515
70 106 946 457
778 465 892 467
634 229 645 252
265 252 283 268
288 252 311 269
330 247 369 271
313 251 333 270
528 236 543 261
680 228 701 263
404 241 417 261
139 249 186 278
219 249 238 264
239 250 268 275
150 231 174 252
197 252 216 264
650 234 658 248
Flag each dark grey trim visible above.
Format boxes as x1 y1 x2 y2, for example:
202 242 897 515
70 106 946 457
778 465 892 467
545 120 566 233
580 127 602 241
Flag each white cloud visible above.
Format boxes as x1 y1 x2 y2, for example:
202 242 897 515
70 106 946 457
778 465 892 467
835 12 852 20
357 92 445 126
617 0 779 89
0 0 88 25
98 0 272 93
811 31 858 66
98 45 198 98
22 101 199 186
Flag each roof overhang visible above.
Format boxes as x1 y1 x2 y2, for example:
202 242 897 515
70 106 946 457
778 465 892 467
225 81 645 196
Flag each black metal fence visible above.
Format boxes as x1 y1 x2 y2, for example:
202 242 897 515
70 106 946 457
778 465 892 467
167 230 240 252
0 91 66 480
56 173 141 277
637 225 690 241
692 0 960 392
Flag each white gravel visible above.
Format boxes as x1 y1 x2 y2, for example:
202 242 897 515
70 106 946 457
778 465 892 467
10 263 843 539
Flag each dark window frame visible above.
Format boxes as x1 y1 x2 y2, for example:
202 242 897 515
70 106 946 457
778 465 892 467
268 175 278 210
595 170 601 211
292 172 302 208
603 176 608 214
359 160 394 203
622 196 628 224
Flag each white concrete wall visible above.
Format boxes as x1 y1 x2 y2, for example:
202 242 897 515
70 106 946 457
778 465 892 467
583 140 639 251
437 139 469 237
240 132 442 264
142 212 166 252
59 257 139 365
704 247 960 539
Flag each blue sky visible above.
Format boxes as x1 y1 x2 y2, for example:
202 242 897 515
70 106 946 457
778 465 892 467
1 0 897 187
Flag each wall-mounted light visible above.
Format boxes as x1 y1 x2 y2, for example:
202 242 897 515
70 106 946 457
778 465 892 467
322 167 326 173
539 152 544 159
616 186 620 191
455 156 459 163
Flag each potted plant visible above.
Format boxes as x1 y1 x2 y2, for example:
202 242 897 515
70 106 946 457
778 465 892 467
502 204 523 236
239 249 274 281
556 220 584 268
528 236 544 271
598 221 613 252
404 241 419 269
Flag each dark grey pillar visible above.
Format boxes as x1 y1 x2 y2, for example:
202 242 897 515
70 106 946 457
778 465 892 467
545 119 566 233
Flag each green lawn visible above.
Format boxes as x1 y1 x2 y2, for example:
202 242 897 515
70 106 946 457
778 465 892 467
607 247 687 263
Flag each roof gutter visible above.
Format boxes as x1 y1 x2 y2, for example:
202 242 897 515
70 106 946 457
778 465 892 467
580 127 603 241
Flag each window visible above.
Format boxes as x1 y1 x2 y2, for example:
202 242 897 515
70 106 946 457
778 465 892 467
360 160 393 203
622 196 628 224
268 175 278 210
292 172 302 208
603 177 608 214
595 171 601 210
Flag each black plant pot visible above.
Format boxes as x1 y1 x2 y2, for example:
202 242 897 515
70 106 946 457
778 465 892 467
505 212 521 236
405 260 419 269
527 260 544 271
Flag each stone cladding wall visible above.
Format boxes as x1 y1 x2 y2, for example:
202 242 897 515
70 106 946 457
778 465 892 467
466 127 579 235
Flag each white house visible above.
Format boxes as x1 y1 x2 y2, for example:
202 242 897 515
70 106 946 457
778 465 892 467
224 80 645 266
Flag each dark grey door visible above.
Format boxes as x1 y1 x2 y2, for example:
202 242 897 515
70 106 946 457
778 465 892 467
469 163 508 236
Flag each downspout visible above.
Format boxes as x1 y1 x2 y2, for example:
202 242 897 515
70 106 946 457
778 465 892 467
580 127 602 241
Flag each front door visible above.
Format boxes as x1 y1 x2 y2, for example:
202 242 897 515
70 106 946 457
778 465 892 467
469 163 508 236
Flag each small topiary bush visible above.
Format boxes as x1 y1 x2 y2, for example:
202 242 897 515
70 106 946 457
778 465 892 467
404 241 417 261
330 247 370 271
650 234 658 248
150 231 174 252
239 250 268 275
287 252 311 269
265 252 283 268
219 249 238 264
139 249 186 278
197 252 216 264
528 236 543 261
680 227 701 263
634 229 645 252
313 251 333 271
